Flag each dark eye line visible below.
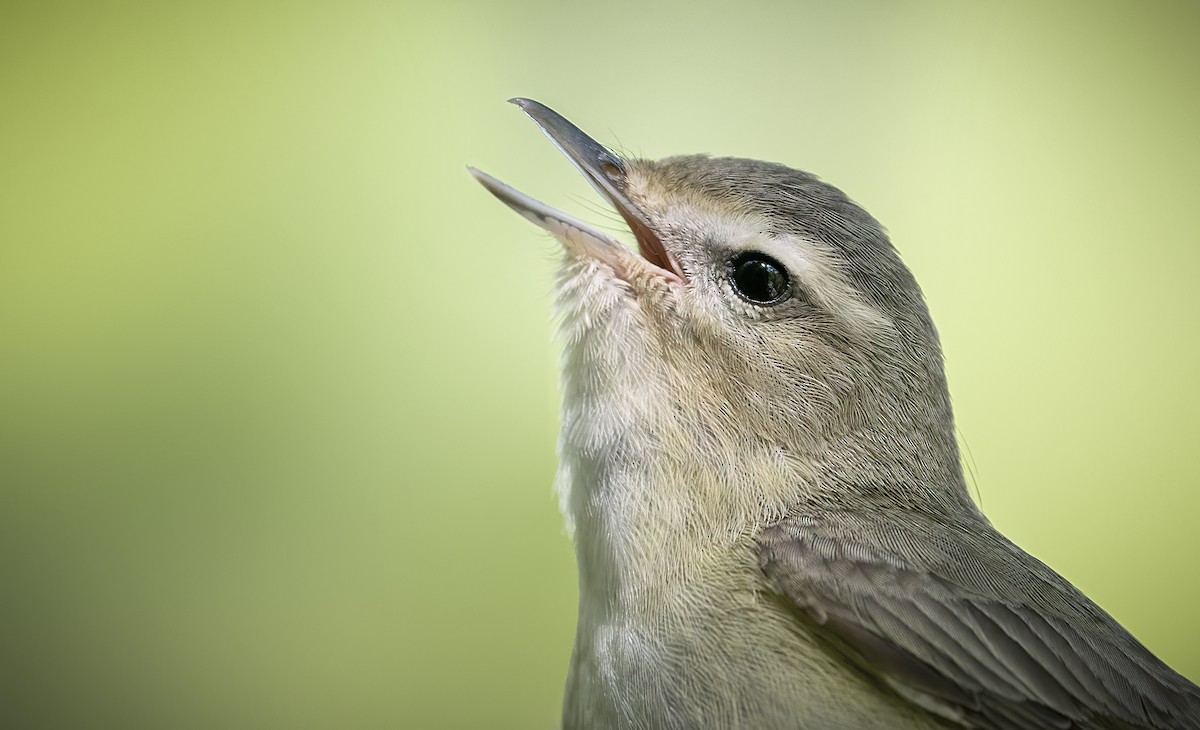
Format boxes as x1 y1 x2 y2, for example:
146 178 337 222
726 251 792 306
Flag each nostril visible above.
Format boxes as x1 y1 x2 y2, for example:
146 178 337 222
600 159 622 179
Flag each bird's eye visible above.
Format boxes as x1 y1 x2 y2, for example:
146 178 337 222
727 252 791 305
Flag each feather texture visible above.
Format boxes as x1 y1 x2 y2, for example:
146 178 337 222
758 510 1200 729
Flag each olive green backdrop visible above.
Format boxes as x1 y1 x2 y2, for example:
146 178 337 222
2 1 1197 728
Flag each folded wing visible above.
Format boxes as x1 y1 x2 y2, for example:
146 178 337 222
757 511 1200 730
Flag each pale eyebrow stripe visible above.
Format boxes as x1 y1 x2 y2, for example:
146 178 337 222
773 232 898 344
683 207 897 344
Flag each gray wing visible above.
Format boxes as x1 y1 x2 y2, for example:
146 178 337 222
757 510 1200 730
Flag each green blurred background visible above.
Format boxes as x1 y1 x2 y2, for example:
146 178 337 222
1 1 1198 727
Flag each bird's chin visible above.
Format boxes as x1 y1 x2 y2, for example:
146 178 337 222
551 249 684 369
573 250 682 295
553 250 675 325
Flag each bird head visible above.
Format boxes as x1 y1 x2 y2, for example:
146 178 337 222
472 99 973 524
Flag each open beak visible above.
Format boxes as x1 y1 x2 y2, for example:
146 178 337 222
469 98 686 284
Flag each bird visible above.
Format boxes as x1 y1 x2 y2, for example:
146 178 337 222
469 98 1200 730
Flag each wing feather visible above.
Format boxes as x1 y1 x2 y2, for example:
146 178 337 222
757 510 1200 730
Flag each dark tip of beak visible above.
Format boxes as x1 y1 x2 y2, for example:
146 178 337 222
507 98 627 183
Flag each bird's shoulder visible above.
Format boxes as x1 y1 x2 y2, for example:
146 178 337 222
756 507 1200 730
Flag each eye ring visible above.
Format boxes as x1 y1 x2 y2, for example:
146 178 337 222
726 251 791 305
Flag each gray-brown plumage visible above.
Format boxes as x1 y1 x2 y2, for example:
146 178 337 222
471 99 1200 730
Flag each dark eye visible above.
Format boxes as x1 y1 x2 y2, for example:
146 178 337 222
727 251 791 305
